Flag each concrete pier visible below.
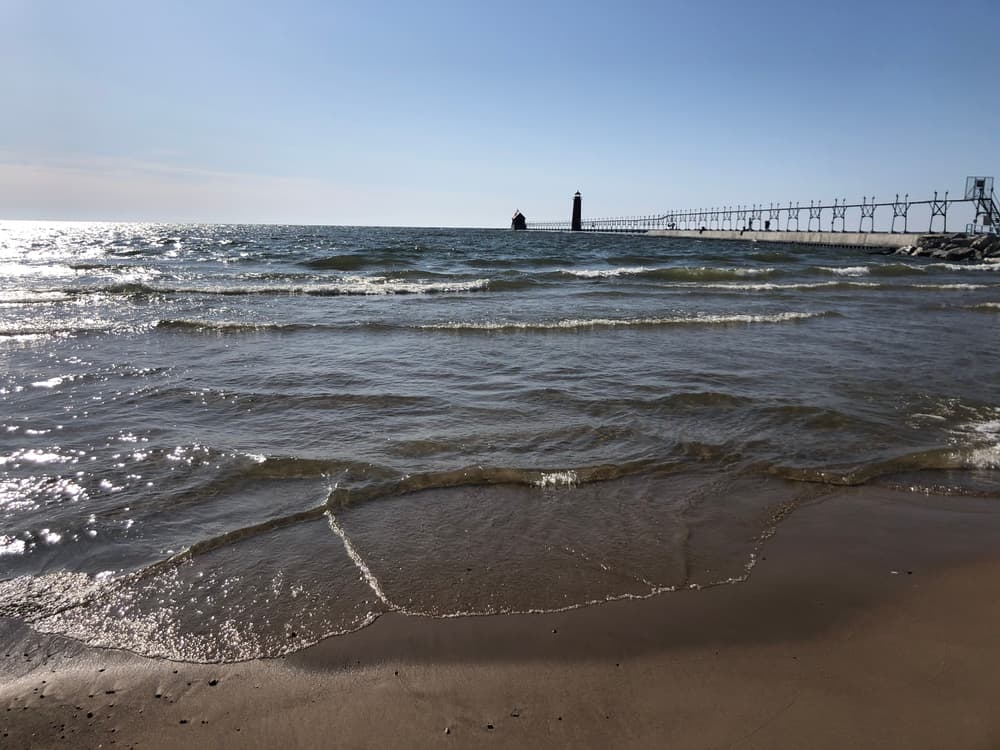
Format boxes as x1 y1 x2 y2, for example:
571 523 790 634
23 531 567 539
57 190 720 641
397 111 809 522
645 229 922 249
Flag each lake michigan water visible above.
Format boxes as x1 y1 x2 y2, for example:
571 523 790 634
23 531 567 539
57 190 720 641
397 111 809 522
1 221 998 661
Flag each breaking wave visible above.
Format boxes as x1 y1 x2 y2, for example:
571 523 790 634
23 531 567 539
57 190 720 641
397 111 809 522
694 281 878 292
928 262 1000 272
418 311 836 331
560 266 778 281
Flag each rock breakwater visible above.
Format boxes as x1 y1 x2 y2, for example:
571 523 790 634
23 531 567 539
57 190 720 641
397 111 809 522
896 233 1000 261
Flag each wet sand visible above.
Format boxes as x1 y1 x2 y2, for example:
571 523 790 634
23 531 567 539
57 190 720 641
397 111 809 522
4 485 1000 749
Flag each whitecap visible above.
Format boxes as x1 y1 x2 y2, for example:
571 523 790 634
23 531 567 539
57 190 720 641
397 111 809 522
949 414 1000 469
420 311 831 331
819 266 870 276
562 266 775 279
31 376 64 388
911 283 989 290
535 470 578 487
928 263 1000 272
0 536 26 556
697 281 877 291
173 278 490 296
40 528 62 544
561 266 649 278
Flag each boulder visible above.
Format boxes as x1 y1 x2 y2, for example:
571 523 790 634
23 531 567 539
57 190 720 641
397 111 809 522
977 234 1000 258
942 247 977 261
910 232 1000 261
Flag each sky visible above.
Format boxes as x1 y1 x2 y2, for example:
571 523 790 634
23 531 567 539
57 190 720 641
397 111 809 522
1 0 998 227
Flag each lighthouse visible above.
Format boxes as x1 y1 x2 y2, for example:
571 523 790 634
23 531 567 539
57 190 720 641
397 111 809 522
571 191 582 231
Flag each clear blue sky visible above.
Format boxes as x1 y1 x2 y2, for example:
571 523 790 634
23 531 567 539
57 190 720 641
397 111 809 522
1 0 997 226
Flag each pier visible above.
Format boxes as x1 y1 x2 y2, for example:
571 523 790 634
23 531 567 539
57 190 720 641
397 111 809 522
524 177 999 249
645 229 923 249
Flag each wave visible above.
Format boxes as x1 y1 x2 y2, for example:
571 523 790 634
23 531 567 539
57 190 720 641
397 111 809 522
67 262 153 272
153 315 801 336
418 311 836 331
764 445 1000 486
692 280 997 292
928 262 1000 272
0 333 53 343
5 460 661 597
561 262 992 283
301 254 373 271
0 322 125 339
298 278 490 295
152 319 424 336
78 282 165 296
816 263 925 277
910 283 990 290
948 416 1000 470
0 262 77 278
693 281 878 292
561 265 648 278
481 277 541 292
154 319 321 334
60 278 492 297
0 290 74 304
964 302 1000 311
560 266 777 281
2 444 993 582
817 265 871 277
3 441 996 661
558 390 754 412
110 246 170 257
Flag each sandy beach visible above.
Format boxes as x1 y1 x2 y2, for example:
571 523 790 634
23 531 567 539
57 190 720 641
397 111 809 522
4 484 1000 749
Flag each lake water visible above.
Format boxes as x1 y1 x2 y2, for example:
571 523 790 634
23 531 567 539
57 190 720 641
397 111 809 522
1 221 998 661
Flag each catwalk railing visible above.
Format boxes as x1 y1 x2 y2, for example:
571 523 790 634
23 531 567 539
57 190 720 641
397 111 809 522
526 188 999 236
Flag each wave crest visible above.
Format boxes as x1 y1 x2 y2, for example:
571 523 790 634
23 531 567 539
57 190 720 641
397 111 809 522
561 266 777 281
419 311 835 331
